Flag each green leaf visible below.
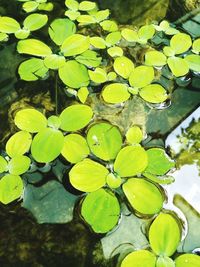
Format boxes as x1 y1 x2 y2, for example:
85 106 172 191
90 36 106 49
121 28 138 42
106 173 122 189
167 57 189 77
14 108 47 133
0 174 23 204
47 115 61 129
102 83 130 104
23 13 48 31
22 2 39 13
38 2 54 12
81 189 120 233
17 39 52 57
59 60 89 88
88 68 107 83
138 24 155 41
75 50 102 68
6 131 32 158
149 213 181 256
61 134 89 163
65 10 80 20
114 146 148 177
31 128 64 163
77 15 96 25
69 158 108 192
170 33 192 55
77 86 89 103
0 32 8 41
107 46 123 57
59 104 93 132
123 178 163 215
175 254 200 267
121 250 156 267
15 29 30 39
185 54 200 72
129 66 154 88
93 9 110 23
65 0 79 11
192 38 200 54
113 56 134 79
78 1 96 11
156 256 175 267
145 148 175 175
0 156 8 173
0 16 20 33
86 122 122 161
107 71 117 81
145 51 167 66
163 46 175 57
18 58 49 81
100 20 118 32
105 31 121 46
139 84 168 103
48 18 76 45
8 155 30 175
126 125 143 144
44 54 65 69
61 34 90 56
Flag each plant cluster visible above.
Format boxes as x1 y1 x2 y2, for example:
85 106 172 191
0 1 200 266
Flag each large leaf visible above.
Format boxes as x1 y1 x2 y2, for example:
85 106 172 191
18 58 49 81
121 250 156 267
175 254 200 267
61 34 90 56
102 83 130 104
170 33 192 55
8 156 31 175
59 104 93 132
23 13 48 31
123 178 164 215
144 148 175 175
48 18 76 45
69 158 108 192
31 128 64 163
149 213 181 256
114 146 148 177
23 180 77 223
129 66 154 88
0 16 20 33
14 108 47 133
58 60 89 88
113 56 134 79
81 189 120 233
17 39 52 57
139 84 168 103
86 122 122 161
61 134 89 163
0 174 23 204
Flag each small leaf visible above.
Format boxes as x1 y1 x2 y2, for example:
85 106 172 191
89 68 107 83
44 54 65 69
192 38 200 54
149 213 181 256
107 46 123 57
38 2 54 12
129 66 154 88
8 156 30 175
15 29 30 39
90 36 106 49
14 108 47 133
100 20 118 32
6 131 32 158
94 9 110 23
18 58 48 81
69 158 108 192
61 134 89 163
17 39 52 57
126 125 143 144
107 71 117 81
167 57 189 77
106 173 122 189
175 254 200 267
105 31 121 46
163 46 175 57
145 148 175 175
102 83 130 104
170 33 192 54
0 16 20 33
86 122 122 161
78 1 96 11
123 178 163 215
114 56 134 79
184 54 200 72
65 0 79 11
23 13 48 31
31 128 64 163
77 15 96 25
0 32 8 41
156 256 175 267
75 50 102 67
0 156 8 173
47 115 61 129
23 2 39 13
139 84 168 103
59 60 89 88
59 104 93 132
145 51 167 66
0 174 23 204
81 189 120 233
121 250 156 267
138 24 155 41
48 18 76 45
114 146 148 177
121 28 138 42
77 86 89 103
61 34 90 56
65 10 80 20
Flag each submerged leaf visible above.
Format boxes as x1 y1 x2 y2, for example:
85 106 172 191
69 159 108 192
81 189 120 233
121 250 156 267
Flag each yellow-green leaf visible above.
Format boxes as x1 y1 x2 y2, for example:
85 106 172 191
121 250 156 267
102 83 130 104
114 56 134 79
61 34 90 56
17 39 52 57
0 16 20 33
139 84 168 103
170 33 192 55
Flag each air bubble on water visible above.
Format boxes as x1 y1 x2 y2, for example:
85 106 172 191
146 99 171 110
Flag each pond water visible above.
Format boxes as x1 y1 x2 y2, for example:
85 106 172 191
0 0 200 266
